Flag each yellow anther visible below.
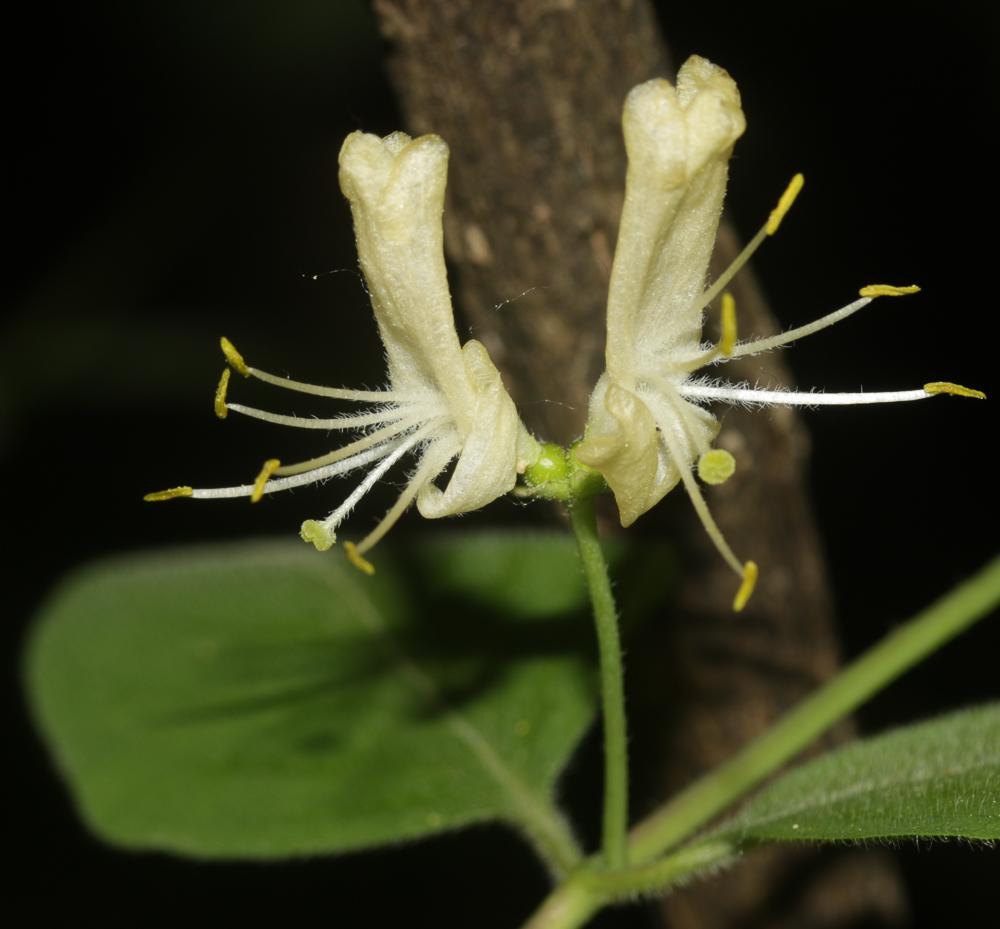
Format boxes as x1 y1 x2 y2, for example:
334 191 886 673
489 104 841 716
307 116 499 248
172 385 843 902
859 284 921 298
214 368 231 420
143 486 194 502
250 458 281 503
220 336 250 377
698 449 736 485
300 519 334 551
733 560 758 613
719 292 738 356
766 173 804 235
923 381 987 400
344 542 376 576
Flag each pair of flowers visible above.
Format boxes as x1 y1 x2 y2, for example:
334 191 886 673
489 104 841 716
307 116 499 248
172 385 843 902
148 56 982 610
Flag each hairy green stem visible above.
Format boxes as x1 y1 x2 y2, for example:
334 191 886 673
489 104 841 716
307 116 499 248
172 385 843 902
520 877 598 929
521 840 736 929
585 839 736 898
628 553 1000 862
569 496 628 868
510 807 585 880
519 556 1000 929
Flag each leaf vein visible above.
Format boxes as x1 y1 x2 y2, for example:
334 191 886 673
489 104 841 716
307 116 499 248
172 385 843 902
322 564 580 869
733 754 1000 835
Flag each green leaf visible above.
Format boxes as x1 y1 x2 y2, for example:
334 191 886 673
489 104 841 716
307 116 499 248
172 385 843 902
709 704 1000 844
26 532 600 868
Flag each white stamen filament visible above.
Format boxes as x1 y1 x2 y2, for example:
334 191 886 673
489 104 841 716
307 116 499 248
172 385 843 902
190 436 412 500
680 383 933 407
275 414 438 476
248 366 413 404
354 438 461 555
226 403 413 431
655 404 744 578
727 296 873 358
675 343 721 373
674 295 876 372
691 173 805 321
317 427 431 534
645 377 714 457
694 224 768 316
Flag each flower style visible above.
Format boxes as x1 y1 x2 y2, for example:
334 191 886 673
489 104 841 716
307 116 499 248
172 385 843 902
576 55 984 610
146 130 537 572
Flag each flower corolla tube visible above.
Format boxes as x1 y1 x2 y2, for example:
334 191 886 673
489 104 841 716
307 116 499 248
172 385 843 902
147 131 537 573
575 55 984 610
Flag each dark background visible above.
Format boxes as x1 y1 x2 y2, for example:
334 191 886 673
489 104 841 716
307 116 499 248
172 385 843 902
5 2 996 926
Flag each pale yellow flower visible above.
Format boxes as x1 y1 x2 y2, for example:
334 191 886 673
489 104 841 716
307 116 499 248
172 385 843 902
148 131 536 572
577 55 983 609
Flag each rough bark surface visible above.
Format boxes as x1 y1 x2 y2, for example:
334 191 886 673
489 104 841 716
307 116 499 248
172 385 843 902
375 0 669 441
372 1 907 926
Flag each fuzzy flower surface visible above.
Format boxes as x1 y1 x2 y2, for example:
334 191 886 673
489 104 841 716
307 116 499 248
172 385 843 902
576 55 984 609
147 131 537 571
148 56 983 589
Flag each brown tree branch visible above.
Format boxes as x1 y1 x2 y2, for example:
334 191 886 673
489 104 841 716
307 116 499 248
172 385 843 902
375 0 669 441
372 1 907 926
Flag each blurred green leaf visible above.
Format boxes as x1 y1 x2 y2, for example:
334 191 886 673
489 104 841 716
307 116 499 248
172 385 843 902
26 532 599 863
708 703 1000 844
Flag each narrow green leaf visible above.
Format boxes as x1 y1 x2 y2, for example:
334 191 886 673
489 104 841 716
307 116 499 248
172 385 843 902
26 532 598 865
710 704 1000 844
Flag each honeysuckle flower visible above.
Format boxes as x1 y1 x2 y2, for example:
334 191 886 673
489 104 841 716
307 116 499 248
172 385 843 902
576 55 985 610
147 130 537 571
